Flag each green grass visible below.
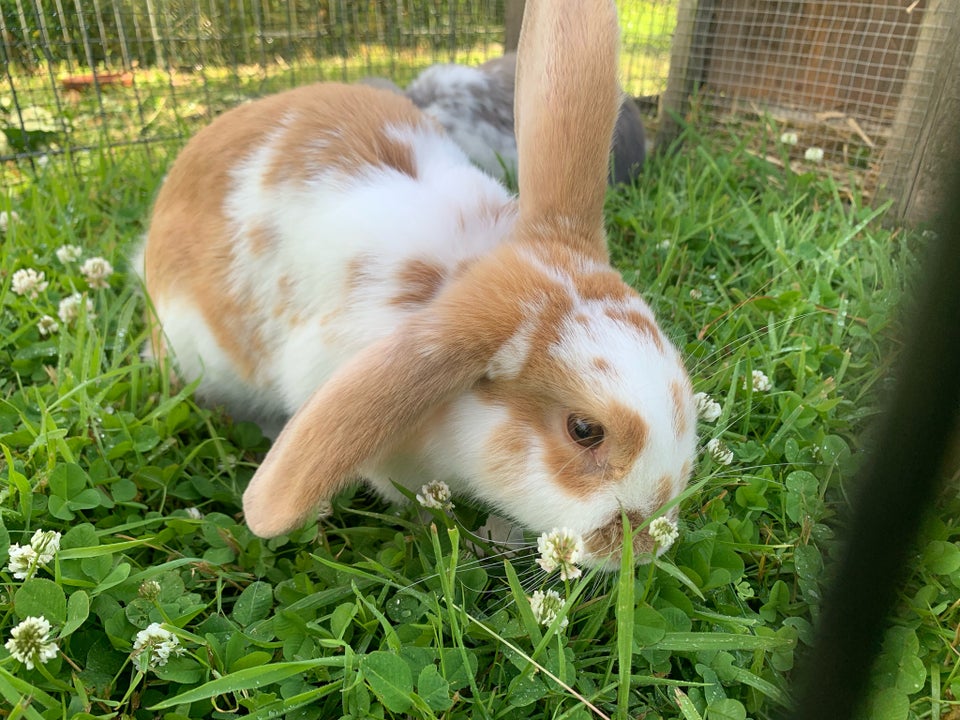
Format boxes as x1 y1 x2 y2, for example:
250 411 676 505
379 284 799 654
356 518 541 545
0 120 957 720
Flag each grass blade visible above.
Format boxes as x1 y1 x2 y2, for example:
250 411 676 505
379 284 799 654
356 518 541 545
616 515 635 719
147 658 347 709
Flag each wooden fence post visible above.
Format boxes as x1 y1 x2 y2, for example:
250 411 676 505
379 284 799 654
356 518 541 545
144 0 164 67
655 0 714 151
877 0 960 226
505 0 525 53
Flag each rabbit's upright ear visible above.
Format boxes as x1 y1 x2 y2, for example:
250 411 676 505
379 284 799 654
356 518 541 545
514 0 621 259
241 259 525 538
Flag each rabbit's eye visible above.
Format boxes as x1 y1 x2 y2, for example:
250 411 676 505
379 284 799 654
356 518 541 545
566 415 605 449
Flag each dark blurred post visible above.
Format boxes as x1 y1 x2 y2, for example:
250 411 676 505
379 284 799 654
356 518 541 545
784 158 960 719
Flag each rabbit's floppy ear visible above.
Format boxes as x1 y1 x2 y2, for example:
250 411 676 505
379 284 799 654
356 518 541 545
514 0 621 259
241 255 529 538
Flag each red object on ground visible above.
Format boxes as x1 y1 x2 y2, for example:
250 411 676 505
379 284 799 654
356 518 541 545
61 71 133 92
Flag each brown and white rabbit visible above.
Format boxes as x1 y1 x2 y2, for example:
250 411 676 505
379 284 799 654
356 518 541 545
404 52 647 185
137 0 696 566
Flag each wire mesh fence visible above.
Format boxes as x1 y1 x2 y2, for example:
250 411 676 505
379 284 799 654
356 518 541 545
0 1 672 169
3 0 504 71
660 0 957 206
0 0 510 177
1 0 957 218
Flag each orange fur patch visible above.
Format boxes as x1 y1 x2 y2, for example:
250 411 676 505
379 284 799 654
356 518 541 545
670 380 690 440
272 274 293 319
390 259 447 308
583 509 657 559
247 224 275 257
655 474 674 510
604 307 664 351
577 273 633 303
265 86 424 185
592 357 613 375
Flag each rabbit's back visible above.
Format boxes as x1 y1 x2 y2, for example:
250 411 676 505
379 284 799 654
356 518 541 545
142 83 514 426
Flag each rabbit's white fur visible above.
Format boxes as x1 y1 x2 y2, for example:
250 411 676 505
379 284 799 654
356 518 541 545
139 0 695 566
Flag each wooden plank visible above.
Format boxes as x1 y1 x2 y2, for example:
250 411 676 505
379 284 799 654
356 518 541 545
504 0 525 53
877 0 960 225
656 0 714 150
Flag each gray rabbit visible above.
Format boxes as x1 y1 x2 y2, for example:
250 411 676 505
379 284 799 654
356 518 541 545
367 52 647 185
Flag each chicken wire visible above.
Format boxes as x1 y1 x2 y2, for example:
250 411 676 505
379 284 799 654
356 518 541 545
0 0 676 178
661 0 957 201
0 0 509 174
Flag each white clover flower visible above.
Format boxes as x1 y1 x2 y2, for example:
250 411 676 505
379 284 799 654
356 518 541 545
780 131 799 146
416 480 454 512
57 292 95 324
138 580 162 601
648 516 680 549
689 288 703 300
55 244 83 264
4 616 58 670
706 438 734 466
657 240 671 251
217 454 238 472
536 527 584 580
745 369 772 392
6 544 38 580
132 622 184 670
0 210 20 233
804 147 824 163
11 268 49 299
37 315 59 337
529 589 568 630
694 392 722 422
29 529 60 562
184 507 203 520
6 529 61 580
80 257 114 289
